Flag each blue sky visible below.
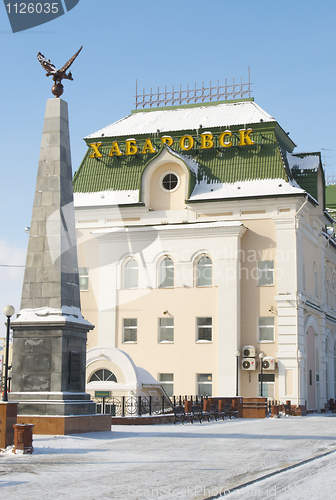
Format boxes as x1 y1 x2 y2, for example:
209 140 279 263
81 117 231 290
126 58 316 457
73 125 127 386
0 0 336 314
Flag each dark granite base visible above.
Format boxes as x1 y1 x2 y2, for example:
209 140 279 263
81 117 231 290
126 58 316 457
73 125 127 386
9 392 96 416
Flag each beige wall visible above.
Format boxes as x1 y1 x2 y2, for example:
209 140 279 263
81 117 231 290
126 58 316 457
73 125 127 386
117 287 218 396
149 162 187 211
239 218 278 398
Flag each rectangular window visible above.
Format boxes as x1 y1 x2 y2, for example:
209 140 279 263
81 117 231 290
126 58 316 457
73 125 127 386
123 318 137 342
159 317 174 342
258 261 274 286
196 317 212 342
197 373 212 396
258 317 275 342
258 373 275 399
79 267 89 291
159 373 174 397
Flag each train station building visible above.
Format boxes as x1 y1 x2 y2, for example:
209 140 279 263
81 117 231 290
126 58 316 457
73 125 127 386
73 96 336 412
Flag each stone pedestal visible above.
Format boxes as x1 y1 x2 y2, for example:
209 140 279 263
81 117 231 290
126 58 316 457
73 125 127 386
10 319 95 416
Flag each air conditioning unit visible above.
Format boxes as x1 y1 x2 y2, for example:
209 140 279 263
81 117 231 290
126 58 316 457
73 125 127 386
262 356 276 371
242 358 256 370
242 345 256 358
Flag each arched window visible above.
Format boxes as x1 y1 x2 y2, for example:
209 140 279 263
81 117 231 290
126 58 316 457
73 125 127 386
89 369 117 383
197 256 212 287
124 259 138 289
159 257 174 288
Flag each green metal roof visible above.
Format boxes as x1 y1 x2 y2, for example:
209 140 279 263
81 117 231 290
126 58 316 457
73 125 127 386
73 102 325 206
326 185 336 211
288 152 323 205
73 125 289 197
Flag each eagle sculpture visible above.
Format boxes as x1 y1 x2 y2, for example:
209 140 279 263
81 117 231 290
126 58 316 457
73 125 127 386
37 46 83 97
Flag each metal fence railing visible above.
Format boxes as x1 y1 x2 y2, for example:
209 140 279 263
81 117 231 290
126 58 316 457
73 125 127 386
93 395 173 417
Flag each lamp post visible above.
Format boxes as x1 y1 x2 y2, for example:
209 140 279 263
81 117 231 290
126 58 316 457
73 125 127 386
2 305 15 402
259 352 265 397
235 351 240 397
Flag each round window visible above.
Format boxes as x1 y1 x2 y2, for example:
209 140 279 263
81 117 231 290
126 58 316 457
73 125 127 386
161 172 179 192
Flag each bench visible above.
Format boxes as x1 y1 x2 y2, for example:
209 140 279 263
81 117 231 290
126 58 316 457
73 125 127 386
191 404 204 423
209 404 219 421
224 404 238 419
284 403 295 416
173 405 185 424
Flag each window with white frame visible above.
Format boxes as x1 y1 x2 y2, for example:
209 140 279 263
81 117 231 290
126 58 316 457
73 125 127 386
197 374 212 396
159 373 174 396
161 173 179 192
197 256 212 287
258 317 275 342
89 369 117 383
159 317 174 342
258 261 274 286
159 257 174 288
196 317 212 342
258 373 275 399
79 267 89 291
124 259 138 289
123 318 137 342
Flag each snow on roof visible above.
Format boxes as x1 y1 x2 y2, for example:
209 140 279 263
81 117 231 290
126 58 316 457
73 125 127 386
190 178 305 201
74 190 139 207
287 152 320 172
74 178 305 209
86 100 275 139
166 145 199 175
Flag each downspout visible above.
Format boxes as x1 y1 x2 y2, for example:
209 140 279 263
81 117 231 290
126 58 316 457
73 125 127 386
294 195 309 407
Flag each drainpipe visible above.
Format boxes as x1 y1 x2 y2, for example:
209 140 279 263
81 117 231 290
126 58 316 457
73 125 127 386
297 350 303 408
294 196 308 410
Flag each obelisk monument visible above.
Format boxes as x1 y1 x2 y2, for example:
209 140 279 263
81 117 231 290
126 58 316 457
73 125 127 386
9 50 98 421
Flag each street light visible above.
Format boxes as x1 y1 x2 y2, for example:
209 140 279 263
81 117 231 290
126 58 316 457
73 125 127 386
259 352 265 397
235 351 240 397
2 305 15 402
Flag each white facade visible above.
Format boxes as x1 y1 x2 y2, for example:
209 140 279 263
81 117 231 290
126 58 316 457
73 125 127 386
73 99 336 411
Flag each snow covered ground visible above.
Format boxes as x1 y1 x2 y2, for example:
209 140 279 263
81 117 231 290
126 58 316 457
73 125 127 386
1 414 336 500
